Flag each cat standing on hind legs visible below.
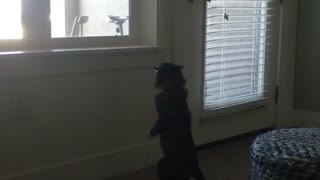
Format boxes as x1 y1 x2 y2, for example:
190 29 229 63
149 63 206 180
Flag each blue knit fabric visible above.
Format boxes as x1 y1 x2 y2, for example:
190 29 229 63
251 128 320 180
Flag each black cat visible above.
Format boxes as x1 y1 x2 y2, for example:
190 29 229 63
150 63 206 180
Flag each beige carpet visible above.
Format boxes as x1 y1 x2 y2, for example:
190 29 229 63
108 137 254 180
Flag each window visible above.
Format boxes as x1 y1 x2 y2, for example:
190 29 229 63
0 0 22 39
0 0 140 50
203 0 277 112
51 0 129 38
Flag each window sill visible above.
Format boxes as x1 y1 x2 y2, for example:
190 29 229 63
0 45 163 79
0 46 162 59
200 99 270 122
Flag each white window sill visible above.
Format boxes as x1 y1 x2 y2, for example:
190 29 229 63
201 99 270 121
0 45 163 79
0 46 162 58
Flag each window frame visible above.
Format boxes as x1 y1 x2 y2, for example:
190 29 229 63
0 0 139 51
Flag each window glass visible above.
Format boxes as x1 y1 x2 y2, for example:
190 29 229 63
0 0 22 39
51 0 129 38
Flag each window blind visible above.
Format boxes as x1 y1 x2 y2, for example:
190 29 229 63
204 0 276 111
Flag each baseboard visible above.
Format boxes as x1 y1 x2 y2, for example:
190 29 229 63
195 127 274 152
294 110 320 127
1 141 162 180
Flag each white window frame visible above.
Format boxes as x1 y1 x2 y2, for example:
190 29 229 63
0 0 140 51
201 0 281 119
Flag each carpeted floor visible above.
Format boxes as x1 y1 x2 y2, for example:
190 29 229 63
108 137 254 180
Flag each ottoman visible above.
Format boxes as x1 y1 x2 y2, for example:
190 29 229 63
251 128 320 180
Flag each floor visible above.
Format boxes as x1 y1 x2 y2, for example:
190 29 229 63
108 137 254 180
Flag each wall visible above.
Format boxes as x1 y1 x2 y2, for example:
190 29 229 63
294 0 320 112
0 0 300 179
0 48 163 180
293 0 320 126
276 0 299 127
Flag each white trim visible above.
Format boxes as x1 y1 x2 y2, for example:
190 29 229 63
200 0 208 115
201 99 269 120
0 46 162 58
0 46 163 80
275 0 299 127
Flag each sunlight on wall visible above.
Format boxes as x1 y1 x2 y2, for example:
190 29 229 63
0 0 22 39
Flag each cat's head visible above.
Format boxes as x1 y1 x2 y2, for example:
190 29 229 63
154 63 186 90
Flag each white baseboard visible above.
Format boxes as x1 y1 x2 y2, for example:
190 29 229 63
2 141 162 180
294 110 320 127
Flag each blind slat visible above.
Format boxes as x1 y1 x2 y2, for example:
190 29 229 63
208 7 272 10
207 21 271 26
206 57 269 65
206 64 268 74
206 74 269 85
205 70 267 81
211 0 274 2
206 50 269 58
207 36 271 42
206 84 269 96
205 97 268 111
207 14 272 18
206 43 270 50
205 77 267 89
207 28 271 34
205 91 269 104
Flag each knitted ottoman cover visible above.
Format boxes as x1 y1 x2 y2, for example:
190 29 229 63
251 128 320 180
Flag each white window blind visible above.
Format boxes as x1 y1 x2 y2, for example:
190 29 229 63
204 0 277 111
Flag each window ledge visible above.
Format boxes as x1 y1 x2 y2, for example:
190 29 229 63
0 46 162 58
0 45 163 80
